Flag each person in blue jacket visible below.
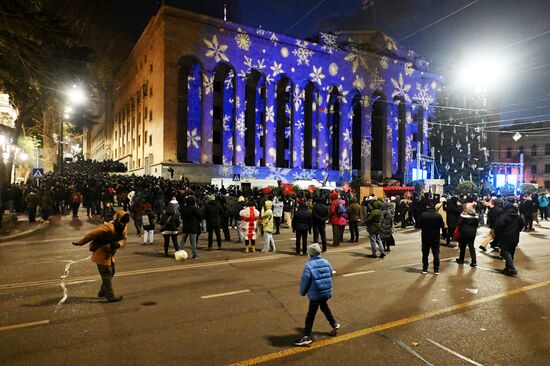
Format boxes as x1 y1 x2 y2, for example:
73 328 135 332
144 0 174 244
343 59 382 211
294 243 340 346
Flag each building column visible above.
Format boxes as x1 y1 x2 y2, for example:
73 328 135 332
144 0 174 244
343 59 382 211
264 83 276 167
201 71 214 164
234 77 246 165
340 103 352 178
361 104 372 183
317 96 328 169
293 84 304 169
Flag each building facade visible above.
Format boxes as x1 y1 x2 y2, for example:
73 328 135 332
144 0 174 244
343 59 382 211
92 6 441 183
498 120 550 190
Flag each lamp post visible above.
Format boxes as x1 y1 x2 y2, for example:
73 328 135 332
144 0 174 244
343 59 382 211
60 84 86 174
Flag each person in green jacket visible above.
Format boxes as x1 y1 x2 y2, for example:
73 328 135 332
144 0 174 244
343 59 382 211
365 200 385 258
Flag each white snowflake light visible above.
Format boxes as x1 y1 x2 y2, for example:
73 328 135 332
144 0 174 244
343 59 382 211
329 63 339 76
310 66 325 85
292 40 314 66
391 73 412 103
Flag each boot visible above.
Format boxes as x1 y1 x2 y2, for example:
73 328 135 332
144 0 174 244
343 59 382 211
244 245 249 253
251 246 256 253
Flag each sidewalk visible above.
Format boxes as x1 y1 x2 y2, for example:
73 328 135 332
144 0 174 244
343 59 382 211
0 213 50 243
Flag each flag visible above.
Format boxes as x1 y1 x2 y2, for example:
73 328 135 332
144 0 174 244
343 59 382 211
362 0 375 10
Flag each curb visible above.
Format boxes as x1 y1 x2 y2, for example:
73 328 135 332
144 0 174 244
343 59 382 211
0 221 50 244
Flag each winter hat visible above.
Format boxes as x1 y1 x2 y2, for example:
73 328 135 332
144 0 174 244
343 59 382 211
307 243 321 257
238 196 245 202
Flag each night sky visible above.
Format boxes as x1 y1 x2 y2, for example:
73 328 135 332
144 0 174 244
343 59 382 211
79 0 550 124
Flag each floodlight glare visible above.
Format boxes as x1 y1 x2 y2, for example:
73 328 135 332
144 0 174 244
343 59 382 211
67 84 86 105
459 57 504 93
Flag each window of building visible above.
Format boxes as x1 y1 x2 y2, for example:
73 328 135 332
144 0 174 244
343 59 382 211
546 143 550 155
144 107 148 120
545 180 550 188
532 144 538 156
546 164 550 174
144 131 148 145
150 63 153 73
138 159 141 167
531 165 537 174
149 87 153 96
519 146 524 155
149 135 152 146
149 110 153 120
506 147 512 158
138 135 141 147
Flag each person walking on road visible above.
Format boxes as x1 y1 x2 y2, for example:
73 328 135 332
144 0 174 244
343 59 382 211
293 202 312 256
180 196 203 259
312 197 329 252
160 204 181 257
380 202 395 252
261 200 276 252
347 198 360 243
456 203 479 267
365 200 385 258
329 191 342 247
72 210 130 302
142 204 156 246
538 193 549 221
272 196 284 234
203 195 223 250
445 197 461 247
496 198 525 276
294 243 340 346
25 189 39 223
479 197 504 251
240 198 260 253
418 200 444 275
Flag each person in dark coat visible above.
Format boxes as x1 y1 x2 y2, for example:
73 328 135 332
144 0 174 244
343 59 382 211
312 197 330 252
496 199 525 276
202 195 223 250
519 195 535 232
160 204 181 257
456 204 479 267
365 200 384 258
445 197 461 247
217 195 231 241
380 202 395 251
293 202 312 255
418 200 444 274
479 198 504 251
180 195 203 259
347 198 361 243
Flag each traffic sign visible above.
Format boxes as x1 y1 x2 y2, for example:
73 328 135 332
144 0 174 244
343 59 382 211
32 168 44 179
232 174 240 182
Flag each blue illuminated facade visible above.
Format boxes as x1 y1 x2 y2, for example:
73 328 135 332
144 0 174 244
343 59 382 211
114 6 442 184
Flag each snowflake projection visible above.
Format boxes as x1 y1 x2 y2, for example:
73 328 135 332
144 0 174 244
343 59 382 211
320 32 338 54
352 75 365 91
295 119 305 131
293 169 314 180
329 62 339 76
255 58 267 70
293 84 303 112
235 28 251 51
204 34 229 63
379 56 389 69
386 124 392 139
369 68 385 90
203 74 214 95
340 149 351 172
337 85 349 104
280 47 289 58
242 166 258 177
309 65 325 85
391 73 412 103
267 167 289 181
235 96 241 109
413 83 434 108
236 112 246 138
361 137 371 157
343 128 352 144
292 150 298 163
405 134 414 162
243 55 253 70
408 50 415 57
344 46 368 73
187 128 201 149
237 69 248 80
321 152 330 166
361 95 370 107
404 62 414 76
265 105 274 123
383 34 398 52
317 122 325 131
269 32 279 46
270 61 284 77
256 28 266 36
227 137 234 150
423 120 429 138
224 71 235 89
406 111 413 124
285 126 291 139
292 40 314 66
223 114 231 131
218 164 234 177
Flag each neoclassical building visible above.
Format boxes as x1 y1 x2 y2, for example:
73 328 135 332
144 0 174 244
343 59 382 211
89 5 441 183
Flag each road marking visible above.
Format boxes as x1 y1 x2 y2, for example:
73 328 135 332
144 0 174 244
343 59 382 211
393 256 456 269
228 278 550 366
426 338 485 366
394 339 435 366
0 320 50 332
201 289 251 299
342 270 375 277
475 265 500 274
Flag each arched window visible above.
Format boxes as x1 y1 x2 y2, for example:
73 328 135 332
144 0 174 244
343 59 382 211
177 56 203 163
303 81 317 169
371 92 387 174
276 76 293 168
352 92 362 171
395 98 406 175
245 70 266 166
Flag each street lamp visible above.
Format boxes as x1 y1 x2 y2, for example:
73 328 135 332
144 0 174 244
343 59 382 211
59 84 87 173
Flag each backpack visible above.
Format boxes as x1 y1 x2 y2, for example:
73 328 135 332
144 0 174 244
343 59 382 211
336 202 347 217
142 214 150 226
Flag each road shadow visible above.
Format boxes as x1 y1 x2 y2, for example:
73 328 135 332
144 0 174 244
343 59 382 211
69 218 83 230
265 327 335 348
22 296 100 307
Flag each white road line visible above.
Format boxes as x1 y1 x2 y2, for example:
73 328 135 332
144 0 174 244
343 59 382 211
427 338 485 366
475 265 500 273
201 289 251 299
0 320 50 332
394 339 435 366
342 270 375 277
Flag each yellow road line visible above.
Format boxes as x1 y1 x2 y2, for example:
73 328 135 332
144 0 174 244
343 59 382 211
228 279 550 366
0 320 50 332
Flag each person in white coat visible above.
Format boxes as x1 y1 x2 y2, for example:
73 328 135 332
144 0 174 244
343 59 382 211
240 199 260 253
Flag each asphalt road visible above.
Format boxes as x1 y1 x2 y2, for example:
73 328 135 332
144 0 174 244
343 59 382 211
1 212 549 366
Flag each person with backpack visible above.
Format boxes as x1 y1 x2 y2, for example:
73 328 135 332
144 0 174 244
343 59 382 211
261 200 276 252
456 203 479 267
329 191 342 247
312 196 329 252
160 204 181 257
294 243 340 347
102 201 116 223
142 204 156 246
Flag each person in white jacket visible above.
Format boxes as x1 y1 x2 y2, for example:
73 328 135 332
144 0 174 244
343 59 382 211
240 199 260 253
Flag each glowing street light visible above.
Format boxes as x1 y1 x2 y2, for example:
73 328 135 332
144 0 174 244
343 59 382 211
66 84 87 106
459 57 504 93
